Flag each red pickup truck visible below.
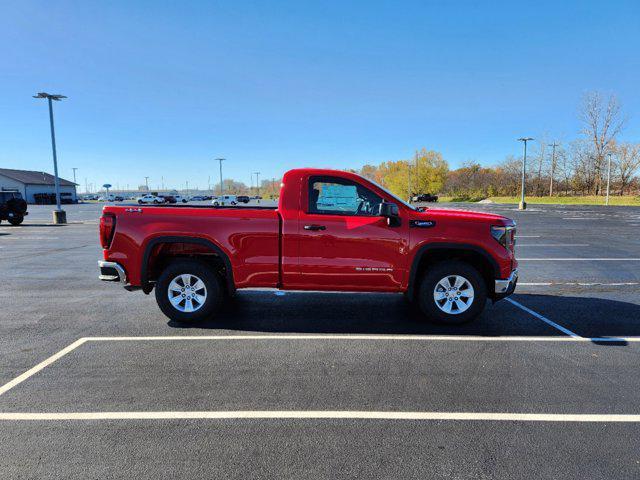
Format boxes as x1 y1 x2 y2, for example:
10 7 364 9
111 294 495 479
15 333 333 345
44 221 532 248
98 168 517 324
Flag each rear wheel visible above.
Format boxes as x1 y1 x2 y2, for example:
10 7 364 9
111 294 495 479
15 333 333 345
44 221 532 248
417 260 486 324
155 259 223 322
8 216 24 226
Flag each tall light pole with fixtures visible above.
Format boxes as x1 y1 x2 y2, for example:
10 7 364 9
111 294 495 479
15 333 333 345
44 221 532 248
144 176 149 190
33 92 67 223
72 167 78 202
215 158 225 196
606 152 613 206
517 137 534 210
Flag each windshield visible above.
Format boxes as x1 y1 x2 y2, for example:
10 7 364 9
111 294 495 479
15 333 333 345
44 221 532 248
366 179 416 211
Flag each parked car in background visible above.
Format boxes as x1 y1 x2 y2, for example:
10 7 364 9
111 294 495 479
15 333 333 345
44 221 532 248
189 195 206 201
0 190 28 225
412 193 439 203
236 195 250 203
212 195 237 206
137 194 165 204
163 195 188 204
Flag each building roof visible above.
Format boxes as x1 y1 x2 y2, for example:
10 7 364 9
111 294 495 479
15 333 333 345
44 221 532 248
0 168 77 186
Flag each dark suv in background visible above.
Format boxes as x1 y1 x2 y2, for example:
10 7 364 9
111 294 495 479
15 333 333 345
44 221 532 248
0 191 28 225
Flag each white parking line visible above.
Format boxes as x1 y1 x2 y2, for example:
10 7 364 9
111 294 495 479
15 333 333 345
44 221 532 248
3 332 639 400
517 244 589 247
520 282 640 286
1 410 640 422
0 338 87 396
519 258 640 261
506 298 580 337
516 235 541 238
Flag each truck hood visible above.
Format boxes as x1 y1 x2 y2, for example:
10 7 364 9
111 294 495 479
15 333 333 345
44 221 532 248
414 208 514 225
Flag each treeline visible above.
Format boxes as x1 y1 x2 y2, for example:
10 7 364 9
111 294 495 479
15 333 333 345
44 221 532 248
355 91 640 201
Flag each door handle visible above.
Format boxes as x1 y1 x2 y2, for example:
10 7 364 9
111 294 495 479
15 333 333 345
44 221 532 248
304 224 326 231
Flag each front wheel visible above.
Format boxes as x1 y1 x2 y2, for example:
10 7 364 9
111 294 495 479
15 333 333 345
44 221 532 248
417 260 486 324
8 216 24 226
138 200 143 205
155 259 223 322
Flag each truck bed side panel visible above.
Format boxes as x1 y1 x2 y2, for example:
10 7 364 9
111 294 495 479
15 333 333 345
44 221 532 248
103 205 280 288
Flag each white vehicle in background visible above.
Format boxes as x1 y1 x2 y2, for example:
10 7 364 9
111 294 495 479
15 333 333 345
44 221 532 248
136 194 165 204
212 194 238 206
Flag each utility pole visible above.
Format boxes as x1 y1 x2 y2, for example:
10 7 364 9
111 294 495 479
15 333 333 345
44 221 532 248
144 176 149 190
606 152 612 206
161 176 164 190
548 142 559 196
33 92 67 223
215 158 225 196
84 177 88 195
517 137 534 210
72 167 78 186
407 161 411 203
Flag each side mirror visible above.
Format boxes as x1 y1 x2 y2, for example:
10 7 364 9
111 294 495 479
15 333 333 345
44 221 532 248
378 202 399 218
378 202 400 226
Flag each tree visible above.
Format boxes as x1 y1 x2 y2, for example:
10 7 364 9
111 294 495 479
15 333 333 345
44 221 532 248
579 92 625 195
412 149 449 196
614 143 640 195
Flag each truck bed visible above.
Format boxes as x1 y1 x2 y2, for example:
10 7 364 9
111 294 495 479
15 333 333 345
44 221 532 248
103 204 281 288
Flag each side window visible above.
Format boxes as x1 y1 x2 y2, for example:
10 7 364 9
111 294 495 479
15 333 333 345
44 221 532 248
308 176 383 216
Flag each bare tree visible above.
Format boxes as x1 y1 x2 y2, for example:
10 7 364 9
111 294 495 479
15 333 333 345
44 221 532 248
614 143 640 195
579 92 625 195
534 139 548 196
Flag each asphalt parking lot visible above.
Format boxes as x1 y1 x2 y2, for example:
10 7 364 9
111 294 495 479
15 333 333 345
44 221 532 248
1 202 640 479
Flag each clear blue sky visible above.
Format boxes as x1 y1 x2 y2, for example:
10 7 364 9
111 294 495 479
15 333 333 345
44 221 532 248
1 0 639 191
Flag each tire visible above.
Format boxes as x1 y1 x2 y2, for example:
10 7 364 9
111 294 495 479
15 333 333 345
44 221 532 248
8 216 24 226
138 200 143 205
417 260 486 324
155 259 223 323
213 201 219 206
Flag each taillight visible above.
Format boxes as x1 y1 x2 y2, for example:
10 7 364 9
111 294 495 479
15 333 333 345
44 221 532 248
100 213 116 248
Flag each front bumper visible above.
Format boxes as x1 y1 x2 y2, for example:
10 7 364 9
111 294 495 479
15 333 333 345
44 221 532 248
98 261 127 283
494 269 518 300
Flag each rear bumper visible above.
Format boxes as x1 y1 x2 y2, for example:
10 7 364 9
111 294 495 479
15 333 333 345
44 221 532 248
98 261 127 283
494 269 518 300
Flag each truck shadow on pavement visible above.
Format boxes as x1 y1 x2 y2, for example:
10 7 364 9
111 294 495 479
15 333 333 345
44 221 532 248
168 291 640 341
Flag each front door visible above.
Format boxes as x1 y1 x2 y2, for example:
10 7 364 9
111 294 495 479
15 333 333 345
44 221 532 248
296 175 407 291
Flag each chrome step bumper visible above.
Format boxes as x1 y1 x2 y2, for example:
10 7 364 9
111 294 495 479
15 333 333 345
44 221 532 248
98 261 127 283
495 269 518 295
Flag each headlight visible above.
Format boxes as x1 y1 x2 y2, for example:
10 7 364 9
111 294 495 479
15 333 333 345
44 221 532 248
490 225 516 251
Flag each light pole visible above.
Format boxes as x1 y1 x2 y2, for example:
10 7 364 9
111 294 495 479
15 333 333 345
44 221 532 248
144 176 149 190
517 137 534 210
407 161 411 203
548 142 559 196
606 152 612 206
33 92 67 223
215 158 225 196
